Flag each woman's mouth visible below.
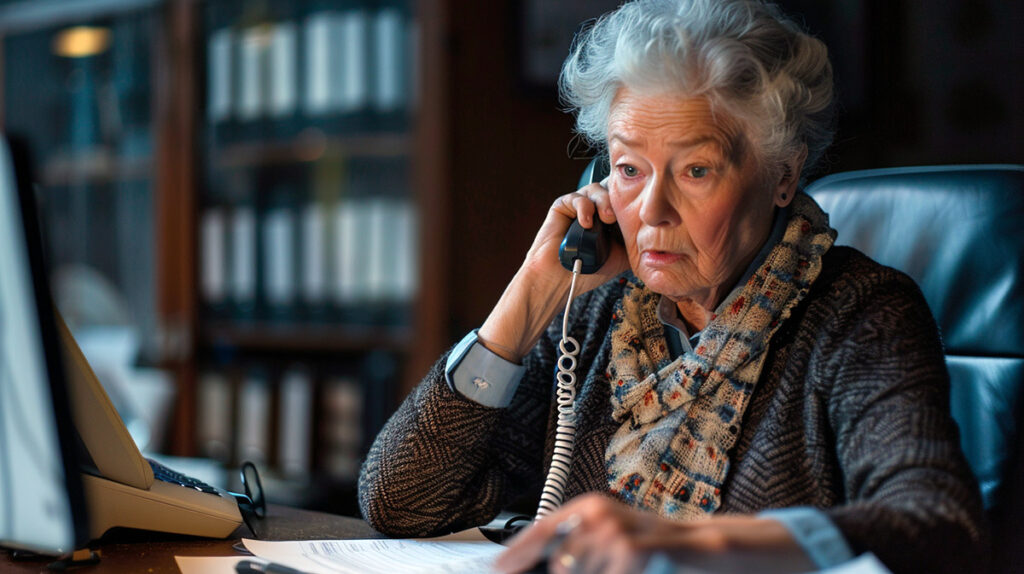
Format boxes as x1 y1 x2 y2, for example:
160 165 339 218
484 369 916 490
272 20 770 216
640 249 684 266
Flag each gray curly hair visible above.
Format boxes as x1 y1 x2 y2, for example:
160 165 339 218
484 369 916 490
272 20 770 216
559 0 835 181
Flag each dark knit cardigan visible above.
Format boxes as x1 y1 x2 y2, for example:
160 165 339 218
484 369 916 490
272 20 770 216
358 246 987 574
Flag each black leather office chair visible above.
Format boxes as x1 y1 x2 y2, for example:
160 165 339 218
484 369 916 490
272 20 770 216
806 165 1024 573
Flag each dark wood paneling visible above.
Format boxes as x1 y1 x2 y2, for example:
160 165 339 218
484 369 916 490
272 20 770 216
156 0 198 455
443 0 581 340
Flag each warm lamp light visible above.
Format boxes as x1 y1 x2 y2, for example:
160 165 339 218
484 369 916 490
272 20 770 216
53 26 111 58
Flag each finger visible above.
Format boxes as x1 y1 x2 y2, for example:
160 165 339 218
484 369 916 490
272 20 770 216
551 550 581 574
578 182 615 224
551 519 590 574
551 192 588 222
591 192 616 224
604 537 643 574
605 553 642 574
570 193 598 227
575 517 620 574
579 549 609 574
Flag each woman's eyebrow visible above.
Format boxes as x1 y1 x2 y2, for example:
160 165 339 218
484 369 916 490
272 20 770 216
608 132 643 148
670 136 729 157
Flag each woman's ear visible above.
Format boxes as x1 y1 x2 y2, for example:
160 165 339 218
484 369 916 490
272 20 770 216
774 146 807 208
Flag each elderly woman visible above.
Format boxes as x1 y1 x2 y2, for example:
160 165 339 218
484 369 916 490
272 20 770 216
358 0 986 572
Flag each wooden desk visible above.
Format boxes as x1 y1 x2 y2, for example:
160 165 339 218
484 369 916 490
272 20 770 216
0 505 385 573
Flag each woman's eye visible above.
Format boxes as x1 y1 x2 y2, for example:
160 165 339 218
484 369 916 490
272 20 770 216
620 165 639 177
688 166 709 178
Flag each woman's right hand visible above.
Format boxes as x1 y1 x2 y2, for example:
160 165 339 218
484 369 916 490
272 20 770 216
476 182 629 363
522 181 628 287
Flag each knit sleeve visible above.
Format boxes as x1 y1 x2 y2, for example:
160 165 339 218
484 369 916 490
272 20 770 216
821 271 988 574
357 325 562 537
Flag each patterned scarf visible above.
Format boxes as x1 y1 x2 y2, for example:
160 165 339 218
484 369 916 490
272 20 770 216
604 192 836 520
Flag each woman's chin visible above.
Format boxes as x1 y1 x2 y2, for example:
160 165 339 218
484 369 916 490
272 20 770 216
635 267 692 296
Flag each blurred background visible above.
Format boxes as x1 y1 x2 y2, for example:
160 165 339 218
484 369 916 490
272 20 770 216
0 0 1020 517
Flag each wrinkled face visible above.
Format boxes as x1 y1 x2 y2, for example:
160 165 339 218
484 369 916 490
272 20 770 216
607 88 778 309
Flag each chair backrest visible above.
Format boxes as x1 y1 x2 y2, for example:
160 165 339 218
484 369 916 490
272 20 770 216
806 165 1024 572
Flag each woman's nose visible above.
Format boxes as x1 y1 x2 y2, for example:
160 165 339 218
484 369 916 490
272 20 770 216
638 175 681 227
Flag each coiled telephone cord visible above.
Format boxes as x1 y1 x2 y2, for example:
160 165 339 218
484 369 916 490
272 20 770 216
536 258 583 519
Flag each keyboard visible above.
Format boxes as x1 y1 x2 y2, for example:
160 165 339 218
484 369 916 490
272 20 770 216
147 458 220 495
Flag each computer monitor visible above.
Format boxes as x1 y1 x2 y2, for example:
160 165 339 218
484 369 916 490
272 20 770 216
0 135 89 555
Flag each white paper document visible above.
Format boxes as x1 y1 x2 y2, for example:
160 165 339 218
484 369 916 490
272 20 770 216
241 534 503 574
176 531 891 574
175 555 250 574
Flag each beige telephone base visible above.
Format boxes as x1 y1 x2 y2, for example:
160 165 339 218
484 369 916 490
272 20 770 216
56 313 242 539
81 474 240 539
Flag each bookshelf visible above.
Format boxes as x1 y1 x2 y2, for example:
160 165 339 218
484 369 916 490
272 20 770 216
210 131 412 169
40 149 153 186
0 0 451 514
202 321 413 352
190 0 448 512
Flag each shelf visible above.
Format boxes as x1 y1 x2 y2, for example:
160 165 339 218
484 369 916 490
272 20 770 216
210 129 412 169
41 148 153 186
201 321 414 353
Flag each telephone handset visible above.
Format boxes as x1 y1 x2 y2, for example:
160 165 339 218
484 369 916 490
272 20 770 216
559 218 615 274
558 154 618 274
536 155 615 519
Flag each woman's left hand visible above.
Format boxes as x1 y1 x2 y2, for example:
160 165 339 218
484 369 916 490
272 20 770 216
493 493 817 574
